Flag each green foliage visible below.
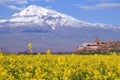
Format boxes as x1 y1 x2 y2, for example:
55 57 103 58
27 43 33 54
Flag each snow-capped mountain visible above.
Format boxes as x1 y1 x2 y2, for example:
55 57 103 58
0 5 120 53
0 5 119 30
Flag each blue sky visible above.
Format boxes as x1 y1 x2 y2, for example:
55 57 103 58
0 0 120 25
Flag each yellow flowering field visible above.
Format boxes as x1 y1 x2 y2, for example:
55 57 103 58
0 52 120 80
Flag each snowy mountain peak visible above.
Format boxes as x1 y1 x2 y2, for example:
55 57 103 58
11 5 79 21
12 5 50 17
10 5 83 30
0 5 119 30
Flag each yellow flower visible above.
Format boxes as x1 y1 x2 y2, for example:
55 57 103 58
25 72 31 77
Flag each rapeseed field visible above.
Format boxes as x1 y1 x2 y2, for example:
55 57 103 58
0 52 120 80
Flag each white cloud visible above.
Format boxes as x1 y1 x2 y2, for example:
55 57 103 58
7 5 25 10
0 0 27 10
14 0 28 4
77 3 120 10
0 0 28 5
30 0 53 2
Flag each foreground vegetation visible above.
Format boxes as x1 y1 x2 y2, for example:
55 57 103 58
0 52 120 80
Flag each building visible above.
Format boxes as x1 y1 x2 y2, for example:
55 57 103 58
75 38 120 53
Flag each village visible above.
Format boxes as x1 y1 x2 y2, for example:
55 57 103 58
76 37 120 53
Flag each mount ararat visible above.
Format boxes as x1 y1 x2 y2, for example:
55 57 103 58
0 5 120 52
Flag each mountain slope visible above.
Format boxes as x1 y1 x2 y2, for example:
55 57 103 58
0 5 119 30
0 5 120 53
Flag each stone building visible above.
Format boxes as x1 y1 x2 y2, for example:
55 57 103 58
76 38 120 53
